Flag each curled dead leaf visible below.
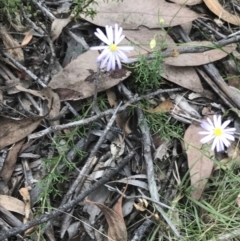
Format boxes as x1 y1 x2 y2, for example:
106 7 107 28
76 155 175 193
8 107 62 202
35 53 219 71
51 17 72 41
204 0 240 26
21 33 33 46
48 51 131 101
0 26 24 62
0 195 25 216
86 199 127 241
0 115 45 150
0 139 24 183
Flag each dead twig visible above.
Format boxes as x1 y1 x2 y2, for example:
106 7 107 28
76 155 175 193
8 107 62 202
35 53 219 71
130 219 153 241
60 101 123 208
28 87 183 140
1 52 47 88
0 150 136 240
118 83 181 239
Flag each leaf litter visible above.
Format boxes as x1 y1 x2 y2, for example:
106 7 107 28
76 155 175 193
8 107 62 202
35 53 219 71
0 1 240 241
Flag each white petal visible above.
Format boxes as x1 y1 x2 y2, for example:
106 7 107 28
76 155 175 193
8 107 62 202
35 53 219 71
211 137 218 151
115 54 122 69
97 48 111 62
222 133 235 141
224 127 236 133
95 28 111 45
100 54 110 69
199 131 212 135
221 120 231 129
214 138 220 152
214 137 224 152
201 121 213 132
200 134 214 144
106 25 113 44
106 54 114 71
206 118 214 128
118 46 134 51
114 24 123 44
215 115 222 128
219 138 225 151
115 34 125 45
116 49 130 62
111 53 116 70
220 136 230 147
90 46 107 51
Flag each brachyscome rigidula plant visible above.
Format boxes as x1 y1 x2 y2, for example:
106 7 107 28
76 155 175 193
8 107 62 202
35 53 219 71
90 24 134 71
199 115 235 152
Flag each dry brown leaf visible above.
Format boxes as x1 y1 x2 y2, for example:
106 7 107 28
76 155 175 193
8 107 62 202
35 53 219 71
0 139 24 183
112 185 128 220
42 88 61 126
107 89 132 135
82 0 199 28
48 51 131 101
15 86 61 126
162 64 203 93
184 122 214 200
170 0 202 5
19 188 36 236
204 0 240 26
0 26 24 62
145 99 174 113
0 195 25 215
86 199 127 241
0 115 44 150
21 33 33 46
51 17 72 41
15 85 49 100
19 187 32 222
164 43 237 66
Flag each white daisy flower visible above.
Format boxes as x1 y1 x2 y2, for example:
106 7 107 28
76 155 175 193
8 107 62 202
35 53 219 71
199 115 235 152
90 24 134 71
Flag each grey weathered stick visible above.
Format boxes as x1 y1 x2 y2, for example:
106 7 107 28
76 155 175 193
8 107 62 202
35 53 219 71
1 52 47 88
28 87 183 140
60 101 123 206
118 83 181 239
131 219 153 241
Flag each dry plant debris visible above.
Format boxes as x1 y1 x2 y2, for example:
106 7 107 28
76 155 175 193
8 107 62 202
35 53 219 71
0 1 240 241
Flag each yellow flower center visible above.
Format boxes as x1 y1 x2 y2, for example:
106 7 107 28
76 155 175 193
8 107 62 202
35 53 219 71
109 44 117 52
214 128 223 137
